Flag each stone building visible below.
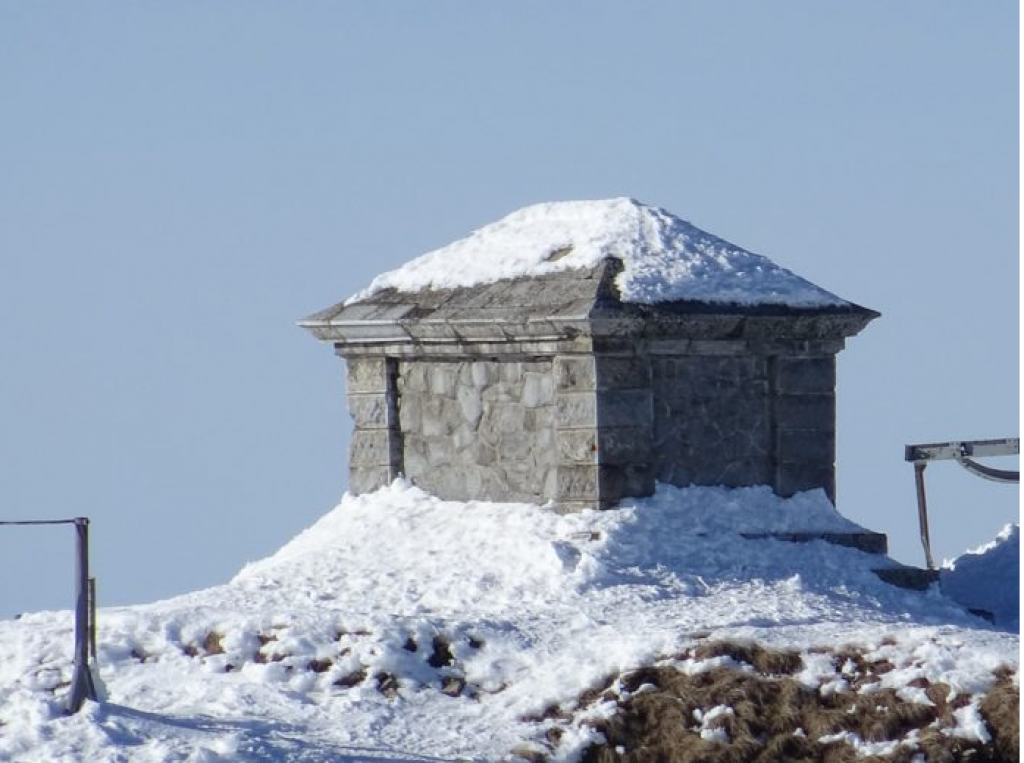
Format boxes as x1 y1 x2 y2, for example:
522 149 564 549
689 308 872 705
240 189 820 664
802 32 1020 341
302 199 877 510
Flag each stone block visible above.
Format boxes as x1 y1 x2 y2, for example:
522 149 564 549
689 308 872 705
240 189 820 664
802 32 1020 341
470 362 497 388
506 460 543 496
597 464 656 502
774 356 836 395
598 427 653 465
499 431 534 463
452 425 475 452
534 425 556 455
481 402 527 433
416 464 484 501
428 364 459 397
500 362 524 384
473 441 498 466
522 372 554 408
397 393 420 431
556 464 600 501
595 390 652 428
402 436 429 476
420 397 455 438
775 428 835 465
775 464 835 502
554 356 597 392
350 430 401 468
456 385 483 427
595 357 650 390
349 466 395 495
773 394 835 431
347 393 395 428
555 392 598 428
426 438 453 466
557 429 598 464
347 359 391 394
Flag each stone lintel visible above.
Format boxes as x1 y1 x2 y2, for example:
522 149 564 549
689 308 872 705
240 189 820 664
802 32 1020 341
335 337 593 360
747 339 846 356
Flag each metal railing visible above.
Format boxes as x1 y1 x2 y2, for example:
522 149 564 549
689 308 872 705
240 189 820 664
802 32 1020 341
904 438 1019 570
0 517 98 713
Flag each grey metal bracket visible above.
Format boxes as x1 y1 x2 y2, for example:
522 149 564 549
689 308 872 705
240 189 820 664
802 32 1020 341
904 437 1019 570
0 517 98 712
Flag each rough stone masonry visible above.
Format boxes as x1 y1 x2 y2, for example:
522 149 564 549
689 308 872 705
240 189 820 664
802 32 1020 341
303 256 877 511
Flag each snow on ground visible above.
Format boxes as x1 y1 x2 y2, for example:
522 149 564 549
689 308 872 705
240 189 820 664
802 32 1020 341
348 198 850 308
941 523 1020 631
0 482 1016 762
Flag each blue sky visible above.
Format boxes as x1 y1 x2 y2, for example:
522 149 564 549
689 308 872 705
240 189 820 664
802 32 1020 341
0 2 1017 616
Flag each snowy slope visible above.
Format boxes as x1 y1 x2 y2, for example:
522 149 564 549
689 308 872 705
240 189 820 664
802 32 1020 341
348 198 849 308
0 482 1016 762
941 523 1020 631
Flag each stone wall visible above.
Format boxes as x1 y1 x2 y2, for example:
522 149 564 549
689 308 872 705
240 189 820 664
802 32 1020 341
396 359 557 503
651 354 773 489
345 346 839 507
649 348 837 502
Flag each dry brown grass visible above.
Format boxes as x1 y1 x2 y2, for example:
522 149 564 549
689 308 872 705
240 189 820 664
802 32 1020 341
692 640 803 676
573 640 1018 763
980 667 1019 762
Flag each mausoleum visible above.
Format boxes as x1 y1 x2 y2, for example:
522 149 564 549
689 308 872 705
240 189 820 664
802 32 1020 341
302 198 877 510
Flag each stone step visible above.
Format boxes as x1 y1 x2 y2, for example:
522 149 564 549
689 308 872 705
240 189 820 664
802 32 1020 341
740 531 889 555
871 566 940 591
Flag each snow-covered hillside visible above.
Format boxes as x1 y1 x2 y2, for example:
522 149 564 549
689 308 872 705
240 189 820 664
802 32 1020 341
0 482 1017 761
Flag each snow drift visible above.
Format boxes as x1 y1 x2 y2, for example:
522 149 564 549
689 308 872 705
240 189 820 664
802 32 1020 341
0 482 1016 762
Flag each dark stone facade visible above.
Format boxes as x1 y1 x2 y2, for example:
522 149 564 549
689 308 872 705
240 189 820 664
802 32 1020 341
304 259 877 509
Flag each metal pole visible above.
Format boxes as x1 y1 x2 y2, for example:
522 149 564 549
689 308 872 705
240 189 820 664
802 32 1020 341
66 518 97 713
913 463 935 571
88 577 97 661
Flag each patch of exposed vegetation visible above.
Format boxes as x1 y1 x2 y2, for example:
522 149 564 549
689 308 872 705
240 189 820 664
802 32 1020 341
979 667 1019 762
182 631 224 658
528 640 1018 763
168 625 482 700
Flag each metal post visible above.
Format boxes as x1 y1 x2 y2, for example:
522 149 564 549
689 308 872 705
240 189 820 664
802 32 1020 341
66 517 97 713
88 577 97 661
913 463 935 571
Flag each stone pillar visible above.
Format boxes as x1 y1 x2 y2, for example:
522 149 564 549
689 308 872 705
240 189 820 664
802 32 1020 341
346 357 403 494
554 355 655 510
770 354 837 503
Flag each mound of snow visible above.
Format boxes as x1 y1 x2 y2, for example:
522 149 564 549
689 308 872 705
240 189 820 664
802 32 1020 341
349 198 849 307
0 482 1015 762
941 524 1020 630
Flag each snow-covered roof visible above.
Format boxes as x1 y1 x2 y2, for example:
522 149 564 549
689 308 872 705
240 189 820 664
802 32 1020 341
348 198 849 308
